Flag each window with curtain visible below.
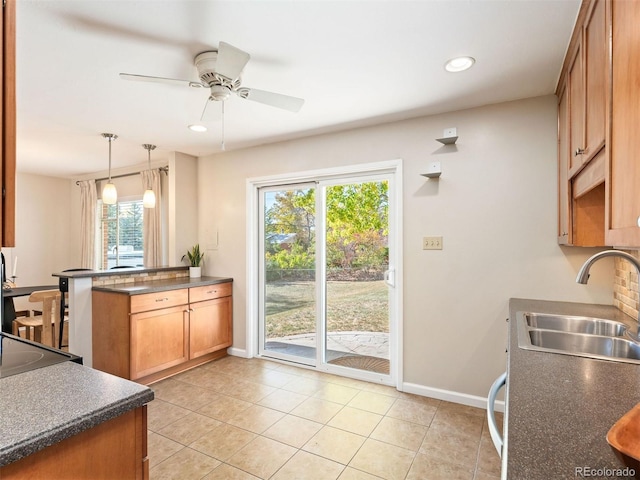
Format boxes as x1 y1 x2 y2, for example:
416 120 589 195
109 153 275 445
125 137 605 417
98 199 145 269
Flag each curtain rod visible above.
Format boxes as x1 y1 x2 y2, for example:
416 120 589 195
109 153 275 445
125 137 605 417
75 166 169 185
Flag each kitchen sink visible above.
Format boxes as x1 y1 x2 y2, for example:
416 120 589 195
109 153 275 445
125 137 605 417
528 330 640 361
523 312 627 337
517 311 640 365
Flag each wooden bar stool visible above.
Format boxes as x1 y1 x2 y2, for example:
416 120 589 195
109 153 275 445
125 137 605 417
12 289 65 349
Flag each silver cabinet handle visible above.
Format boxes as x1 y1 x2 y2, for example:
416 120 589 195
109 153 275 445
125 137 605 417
574 148 585 156
487 372 507 458
206 290 217 294
155 297 169 302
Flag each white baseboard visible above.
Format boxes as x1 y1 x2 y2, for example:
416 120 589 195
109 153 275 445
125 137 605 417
227 347 249 358
402 382 505 413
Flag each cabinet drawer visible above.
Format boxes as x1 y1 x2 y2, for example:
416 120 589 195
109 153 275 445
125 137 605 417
130 288 189 313
189 282 232 303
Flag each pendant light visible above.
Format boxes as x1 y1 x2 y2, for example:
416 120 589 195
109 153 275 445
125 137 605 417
142 143 157 208
101 133 118 204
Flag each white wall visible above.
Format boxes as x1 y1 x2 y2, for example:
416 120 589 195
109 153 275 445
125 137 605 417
197 95 615 399
4 172 74 310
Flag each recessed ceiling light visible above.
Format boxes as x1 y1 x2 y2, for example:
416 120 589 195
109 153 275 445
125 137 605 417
445 56 475 73
188 124 207 132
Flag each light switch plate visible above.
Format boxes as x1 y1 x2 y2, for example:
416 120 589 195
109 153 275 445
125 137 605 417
423 236 443 250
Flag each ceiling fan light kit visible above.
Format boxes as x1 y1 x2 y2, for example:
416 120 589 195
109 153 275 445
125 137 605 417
119 41 306 143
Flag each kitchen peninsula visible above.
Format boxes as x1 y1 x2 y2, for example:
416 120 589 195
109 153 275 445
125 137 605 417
54 266 232 373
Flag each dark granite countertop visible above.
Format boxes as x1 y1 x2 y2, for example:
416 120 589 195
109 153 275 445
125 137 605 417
52 265 188 279
506 298 640 480
91 275 233 295
0 362 153 467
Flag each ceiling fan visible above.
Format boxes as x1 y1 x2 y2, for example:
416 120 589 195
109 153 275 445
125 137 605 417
120 41 305 121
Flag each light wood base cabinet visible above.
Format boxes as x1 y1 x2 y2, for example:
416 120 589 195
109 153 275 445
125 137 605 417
0 407 148 480
93 281 233 384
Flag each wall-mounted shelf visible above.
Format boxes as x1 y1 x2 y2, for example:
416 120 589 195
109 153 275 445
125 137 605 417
436 136 458 145
421 161 441 178
421 171 441 179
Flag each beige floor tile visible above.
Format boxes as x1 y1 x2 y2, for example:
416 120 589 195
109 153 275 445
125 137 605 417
438 400 485 416
148 431 183 467
473 472 501 480
291 397 344 424
369 416 428 452
150 447 220 480
302 426 366 465
282 377 328 396
314 383 360 404
151 378 214 410
349 438 415 480
189 423 256 461
228 436 297 479
360 382 401 397
263 414 323 448
395 391 442 407
419 421 481 467
337 467 383 480
430 406 484 437
156 412 222 446
271 450 345 480
227 404 285 434
347 390 396 415
226 379 277 403
258 388 308 412
476 436 502 477
327 406 383 436
197 393 252 422
202 463 261 480
406 452 474 480
147 399 191 432
175 368 236 392
386 398 437 427
245 369 300 388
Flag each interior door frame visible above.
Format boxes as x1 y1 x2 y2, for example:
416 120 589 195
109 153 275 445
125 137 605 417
246 159 404 389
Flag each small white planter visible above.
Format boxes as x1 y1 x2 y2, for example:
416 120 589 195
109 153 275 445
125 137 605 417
189 266 202 278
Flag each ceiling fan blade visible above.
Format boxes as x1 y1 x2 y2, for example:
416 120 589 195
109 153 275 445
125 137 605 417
215 42 250 80
200 97 222 122
119 73 203 89
239 88 304 113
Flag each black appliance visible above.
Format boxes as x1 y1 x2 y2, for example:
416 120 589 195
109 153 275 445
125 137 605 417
0 332 82 379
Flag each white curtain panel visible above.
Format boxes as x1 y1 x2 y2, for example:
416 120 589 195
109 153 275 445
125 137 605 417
78 180 97 269
141 169 162 266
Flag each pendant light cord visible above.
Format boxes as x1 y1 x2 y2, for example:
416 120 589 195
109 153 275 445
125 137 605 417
221 101 226 151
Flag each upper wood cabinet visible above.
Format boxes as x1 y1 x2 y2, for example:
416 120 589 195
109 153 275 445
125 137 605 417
563 0 607 178
1 0 16 247
557 0 640 248
606 0 640 247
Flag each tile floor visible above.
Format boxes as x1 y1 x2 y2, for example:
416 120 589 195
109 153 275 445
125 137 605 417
148 355 502 480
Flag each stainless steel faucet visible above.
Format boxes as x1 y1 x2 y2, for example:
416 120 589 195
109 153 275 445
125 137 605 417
576 249 640 327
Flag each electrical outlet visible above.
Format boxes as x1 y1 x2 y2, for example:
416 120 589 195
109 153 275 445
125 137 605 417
423 236 443 250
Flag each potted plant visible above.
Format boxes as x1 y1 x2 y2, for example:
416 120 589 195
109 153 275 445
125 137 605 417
183 244 204 278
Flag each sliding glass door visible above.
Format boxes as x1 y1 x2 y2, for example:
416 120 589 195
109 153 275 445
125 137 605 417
258 171 396 382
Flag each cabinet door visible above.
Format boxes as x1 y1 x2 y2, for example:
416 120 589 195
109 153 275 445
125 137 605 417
568 40 585 174
584 0 606 159
189 296 232 359
558 82 571 244
131 305 188 379
1 0 16 247
607 0 640 247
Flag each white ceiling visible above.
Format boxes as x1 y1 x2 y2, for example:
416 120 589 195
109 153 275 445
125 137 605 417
16 0 580 178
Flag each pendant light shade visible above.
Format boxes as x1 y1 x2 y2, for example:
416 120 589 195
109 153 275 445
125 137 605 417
102 182 118 204
142 144 157 208
101 133 118 205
